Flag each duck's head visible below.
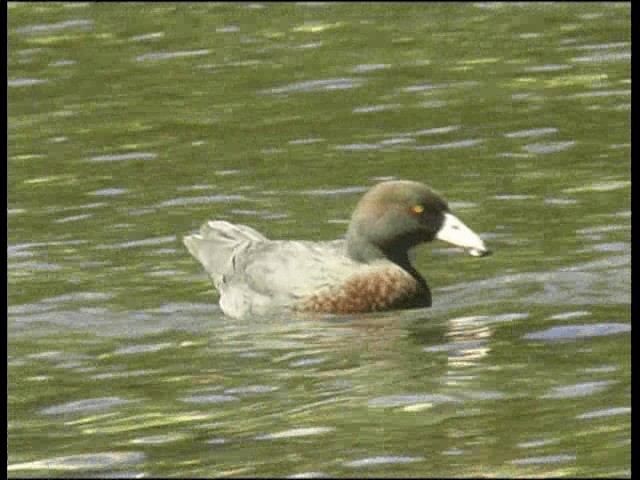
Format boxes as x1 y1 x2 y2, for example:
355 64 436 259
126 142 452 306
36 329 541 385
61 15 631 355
346 180 489 264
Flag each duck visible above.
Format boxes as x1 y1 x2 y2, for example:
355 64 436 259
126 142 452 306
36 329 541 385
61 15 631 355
183 180 489 318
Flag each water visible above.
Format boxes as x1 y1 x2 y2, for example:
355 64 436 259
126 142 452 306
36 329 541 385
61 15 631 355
8 3 630 477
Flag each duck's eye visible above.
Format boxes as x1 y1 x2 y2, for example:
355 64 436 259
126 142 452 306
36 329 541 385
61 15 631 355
410 204 425 215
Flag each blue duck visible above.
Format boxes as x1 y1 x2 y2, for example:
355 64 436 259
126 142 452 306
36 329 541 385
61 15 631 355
184 180 489 318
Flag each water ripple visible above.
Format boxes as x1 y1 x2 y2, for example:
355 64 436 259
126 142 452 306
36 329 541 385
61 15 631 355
8 452 145 472
541 381 613 399
262 78 364 94
344 455 424 467
40 397 137 415
369 394 460 407
136 49 210 62
88 152 157 162
179 394 239 404
8 78 48 87
505 128 557 138
523 141 574 154
158 195 244 207
114 343 174 355
524 323 630 341
255 427 334 440
16 19 94 35
510 454 576 465
416 139 483 150
576 406 630 419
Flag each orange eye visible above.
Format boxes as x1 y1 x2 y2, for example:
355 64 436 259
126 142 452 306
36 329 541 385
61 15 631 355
411 205 424 214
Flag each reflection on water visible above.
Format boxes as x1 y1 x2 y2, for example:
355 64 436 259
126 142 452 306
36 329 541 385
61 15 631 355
8 301 630 476
8 2 629 477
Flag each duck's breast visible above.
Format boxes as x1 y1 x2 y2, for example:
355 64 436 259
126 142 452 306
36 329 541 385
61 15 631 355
294 261 429 314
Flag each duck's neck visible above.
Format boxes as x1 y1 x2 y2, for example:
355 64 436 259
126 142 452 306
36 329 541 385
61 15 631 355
385 243 431 307
346 234 418 275
346 234 385 262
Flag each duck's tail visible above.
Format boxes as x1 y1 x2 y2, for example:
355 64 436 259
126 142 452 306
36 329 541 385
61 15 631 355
183 220 267 286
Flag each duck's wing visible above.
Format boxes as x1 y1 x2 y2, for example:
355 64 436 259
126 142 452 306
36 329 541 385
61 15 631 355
216 238 353 317
183 220 268 288
239 239 350 296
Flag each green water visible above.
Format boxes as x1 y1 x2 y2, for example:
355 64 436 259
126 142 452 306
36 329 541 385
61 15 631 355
8 2 630 477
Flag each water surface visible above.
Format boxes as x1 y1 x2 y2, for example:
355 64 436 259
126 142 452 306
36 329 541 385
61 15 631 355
8 3 630 477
